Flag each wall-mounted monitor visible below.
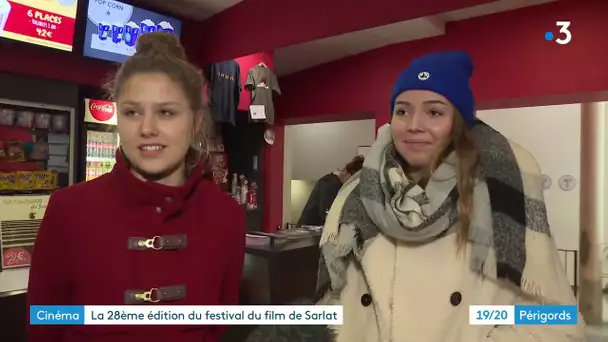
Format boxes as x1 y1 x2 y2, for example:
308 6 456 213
83 0 182 63
0 0 79 52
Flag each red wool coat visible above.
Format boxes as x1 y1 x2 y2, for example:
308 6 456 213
27 155 246 342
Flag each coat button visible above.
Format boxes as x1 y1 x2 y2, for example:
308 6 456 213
155 207 162 213
165 197 172 203
450 291 462 306
360 293 372 307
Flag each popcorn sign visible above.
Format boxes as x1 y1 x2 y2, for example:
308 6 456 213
86 0 181 58
97 19 175 46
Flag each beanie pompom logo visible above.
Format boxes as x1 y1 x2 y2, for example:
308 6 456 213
418 71 430 81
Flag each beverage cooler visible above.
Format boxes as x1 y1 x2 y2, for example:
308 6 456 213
82 98 119 181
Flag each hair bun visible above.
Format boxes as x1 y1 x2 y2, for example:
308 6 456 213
135 31 187 60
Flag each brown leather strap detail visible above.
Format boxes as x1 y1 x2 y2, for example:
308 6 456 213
127 234 187 251
124 285 186 304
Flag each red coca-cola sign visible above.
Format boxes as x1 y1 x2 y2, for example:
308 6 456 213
88 100 116 122
3 247 31 268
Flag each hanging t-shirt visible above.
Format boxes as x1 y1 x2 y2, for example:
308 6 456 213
245 65 281 124
206 59 241 125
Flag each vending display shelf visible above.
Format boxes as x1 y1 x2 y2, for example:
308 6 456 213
0 98 76 189
0 98 75 273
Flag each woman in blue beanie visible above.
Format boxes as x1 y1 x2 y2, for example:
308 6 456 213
246 51 584 342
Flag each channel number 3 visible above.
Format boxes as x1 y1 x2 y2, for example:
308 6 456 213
556 21 572 45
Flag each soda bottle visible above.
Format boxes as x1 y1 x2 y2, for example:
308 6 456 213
89 136 96 158
98 136 105 158
95 136 101 158
103 135 110 158
95 135 102 158
86 139 92 158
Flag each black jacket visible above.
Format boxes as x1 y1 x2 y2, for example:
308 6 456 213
297 173 343 226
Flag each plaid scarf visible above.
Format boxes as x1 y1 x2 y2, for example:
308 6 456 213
317 121 553 298
244 121 577 342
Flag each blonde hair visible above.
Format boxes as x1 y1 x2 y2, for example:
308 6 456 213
451 114 479 249
104 31 210 170
420 113 479 250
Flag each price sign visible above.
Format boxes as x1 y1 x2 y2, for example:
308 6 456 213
1 1 76 51
3 247 31 268
37 28 53 38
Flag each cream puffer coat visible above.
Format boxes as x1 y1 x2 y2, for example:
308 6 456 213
246 228 586 342
247 151 586 342
317 230 586 341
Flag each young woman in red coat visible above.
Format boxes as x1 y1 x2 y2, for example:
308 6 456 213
27 31 246 342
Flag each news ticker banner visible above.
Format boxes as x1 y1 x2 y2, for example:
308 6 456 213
469 305 578 325
0 0 78 51
31 305 578 326
30 305 343 325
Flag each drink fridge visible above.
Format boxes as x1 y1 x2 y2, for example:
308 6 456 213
82 98 119 181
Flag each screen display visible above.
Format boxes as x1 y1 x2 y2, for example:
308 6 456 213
83 0 182 63
0 0 79 51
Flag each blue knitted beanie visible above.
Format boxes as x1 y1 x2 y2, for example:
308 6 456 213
389 51 475 126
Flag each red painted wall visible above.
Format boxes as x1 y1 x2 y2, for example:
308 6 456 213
277 0 608 127
0 42 109 87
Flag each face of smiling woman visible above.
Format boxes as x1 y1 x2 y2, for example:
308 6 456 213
116 72 201 186
391 89 456 173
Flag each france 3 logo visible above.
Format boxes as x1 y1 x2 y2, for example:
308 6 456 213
544 21 572 45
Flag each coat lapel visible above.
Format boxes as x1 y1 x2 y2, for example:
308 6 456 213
359 234 397 341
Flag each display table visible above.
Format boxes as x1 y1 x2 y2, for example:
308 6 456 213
222 229 322 342
241 229 322 305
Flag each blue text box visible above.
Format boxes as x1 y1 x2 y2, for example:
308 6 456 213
514 305 578 325
30 305 85 325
